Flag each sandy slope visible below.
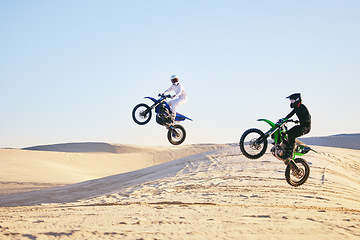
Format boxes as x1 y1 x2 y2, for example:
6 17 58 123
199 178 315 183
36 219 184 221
0 143 229 196
0 143 359 239
300 134 360 150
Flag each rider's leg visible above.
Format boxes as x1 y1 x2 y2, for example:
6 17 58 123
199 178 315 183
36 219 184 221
167 101 177 125
285 125 311 159
285 126 302 159
167 98 186 124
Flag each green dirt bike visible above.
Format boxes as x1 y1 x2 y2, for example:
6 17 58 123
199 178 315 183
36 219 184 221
239 118 317 187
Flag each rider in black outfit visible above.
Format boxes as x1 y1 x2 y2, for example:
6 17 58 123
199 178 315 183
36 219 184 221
284 93 311 159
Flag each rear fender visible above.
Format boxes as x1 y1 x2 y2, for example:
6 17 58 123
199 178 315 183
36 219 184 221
294 145 318 156
176 113 193 122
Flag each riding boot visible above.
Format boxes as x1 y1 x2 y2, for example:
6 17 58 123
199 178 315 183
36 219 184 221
170 112 176 126
284 144 295 160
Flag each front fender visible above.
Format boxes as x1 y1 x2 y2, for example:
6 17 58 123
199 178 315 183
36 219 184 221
144 96 157 103
257 119 276 128
257 118 280 143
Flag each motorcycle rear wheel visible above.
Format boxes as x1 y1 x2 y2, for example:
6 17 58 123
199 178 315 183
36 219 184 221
285 158 310 187
167 125 186 145
239 128 268 159
132 104 152 125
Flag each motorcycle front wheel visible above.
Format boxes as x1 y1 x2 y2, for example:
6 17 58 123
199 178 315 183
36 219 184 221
167 125 186 145
285 158 310 187
132 103 152 125
239 128 268 159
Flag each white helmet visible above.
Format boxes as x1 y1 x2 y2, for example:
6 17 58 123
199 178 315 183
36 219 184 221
170 74 179 84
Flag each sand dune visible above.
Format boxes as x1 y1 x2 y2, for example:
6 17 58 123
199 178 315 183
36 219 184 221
0 143 230 195
22 142 158 153
0 140 359 239
300 133 360 150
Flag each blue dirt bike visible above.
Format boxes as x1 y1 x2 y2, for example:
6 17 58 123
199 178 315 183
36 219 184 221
132 94 192 145
239 118 317 187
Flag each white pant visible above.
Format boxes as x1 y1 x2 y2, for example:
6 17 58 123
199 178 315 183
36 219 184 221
168 96 187 114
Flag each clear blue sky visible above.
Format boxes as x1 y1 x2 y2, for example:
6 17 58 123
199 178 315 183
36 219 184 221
1 1 359 148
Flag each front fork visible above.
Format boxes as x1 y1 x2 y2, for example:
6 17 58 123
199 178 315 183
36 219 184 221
142 103 158 116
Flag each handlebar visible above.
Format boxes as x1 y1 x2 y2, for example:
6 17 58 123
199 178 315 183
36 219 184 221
158 93 173 99
277 118 300 125
288 119 300 124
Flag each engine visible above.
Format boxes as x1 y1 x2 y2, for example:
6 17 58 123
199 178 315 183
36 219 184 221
270 143 287 161
156 104 172 126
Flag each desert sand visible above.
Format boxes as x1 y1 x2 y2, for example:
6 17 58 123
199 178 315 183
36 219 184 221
0 141 359 239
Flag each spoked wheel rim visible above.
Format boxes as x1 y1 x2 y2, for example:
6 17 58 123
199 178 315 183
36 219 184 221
289 163 306 182
285 158 310 187
240 129 267 159
168 125 186 145
171 128 183 142
132 104 151 125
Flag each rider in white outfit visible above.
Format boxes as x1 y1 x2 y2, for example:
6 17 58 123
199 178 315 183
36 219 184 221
163 75 188 123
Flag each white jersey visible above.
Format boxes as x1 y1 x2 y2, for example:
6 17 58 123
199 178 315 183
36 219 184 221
164 83 187 99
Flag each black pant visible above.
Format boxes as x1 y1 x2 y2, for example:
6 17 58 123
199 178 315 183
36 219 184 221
287 125 311 148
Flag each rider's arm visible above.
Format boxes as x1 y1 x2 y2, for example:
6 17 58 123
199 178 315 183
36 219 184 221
174 83 184 97
285 109 295 119
163 85 174 94
171 83 184 98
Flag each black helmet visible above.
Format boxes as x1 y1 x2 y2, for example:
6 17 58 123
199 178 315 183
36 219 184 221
287 93 302 108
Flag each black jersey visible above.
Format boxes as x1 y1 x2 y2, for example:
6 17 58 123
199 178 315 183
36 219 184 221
285 104 311 127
